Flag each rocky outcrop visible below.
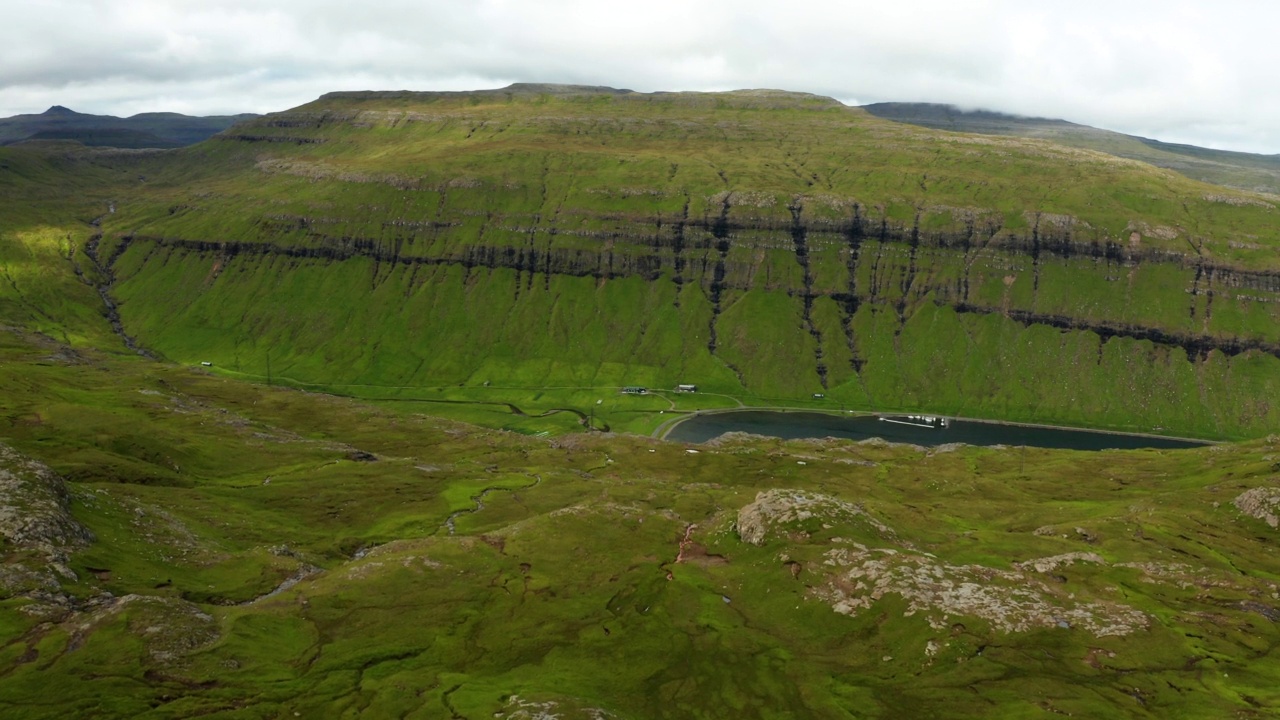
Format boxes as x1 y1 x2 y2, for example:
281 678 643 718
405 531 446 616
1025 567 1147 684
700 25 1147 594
0 445 217 662
813 543 1147 637
68 594 220 664
738 490 1146 638
0 442 93 596
736 489 894 546
0 443 89 543
1014 552 1107 574
1234 487 1280 528
499 693 620 720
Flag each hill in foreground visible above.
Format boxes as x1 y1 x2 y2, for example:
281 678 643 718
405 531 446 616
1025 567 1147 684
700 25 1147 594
0 322 1278 718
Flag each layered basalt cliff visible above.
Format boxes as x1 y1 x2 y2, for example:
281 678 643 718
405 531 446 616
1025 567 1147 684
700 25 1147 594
114 205 1280 354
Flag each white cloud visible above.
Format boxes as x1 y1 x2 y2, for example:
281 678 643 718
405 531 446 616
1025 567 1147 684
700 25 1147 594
1 0 1278 153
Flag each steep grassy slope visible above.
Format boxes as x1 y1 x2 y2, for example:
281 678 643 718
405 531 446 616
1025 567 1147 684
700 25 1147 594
862 102 1280 195
79 84 1280 439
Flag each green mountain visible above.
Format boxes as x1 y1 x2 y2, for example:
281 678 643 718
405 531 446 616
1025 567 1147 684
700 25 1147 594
2 84 1280 718
77 83 1280 439
0 105 258 148
862 102 1280 195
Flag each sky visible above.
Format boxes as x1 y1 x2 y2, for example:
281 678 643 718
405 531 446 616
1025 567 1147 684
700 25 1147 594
4 0 1279 154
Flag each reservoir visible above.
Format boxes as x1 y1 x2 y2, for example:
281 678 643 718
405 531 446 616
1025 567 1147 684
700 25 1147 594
663 411 1209 450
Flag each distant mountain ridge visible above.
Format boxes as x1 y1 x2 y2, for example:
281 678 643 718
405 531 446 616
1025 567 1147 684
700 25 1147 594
861 102 1280 195
0 105 257 148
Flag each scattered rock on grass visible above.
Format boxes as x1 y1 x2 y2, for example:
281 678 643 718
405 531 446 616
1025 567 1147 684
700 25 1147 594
813 545 1147 637
1015 552 1107 574
736 489 894 546
1234 487 1280 528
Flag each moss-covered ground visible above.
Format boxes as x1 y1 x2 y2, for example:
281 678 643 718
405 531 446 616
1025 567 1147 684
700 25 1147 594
2 322 1280 718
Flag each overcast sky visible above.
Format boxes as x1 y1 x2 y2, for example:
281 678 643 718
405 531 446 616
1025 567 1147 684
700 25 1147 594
4 0 1278 153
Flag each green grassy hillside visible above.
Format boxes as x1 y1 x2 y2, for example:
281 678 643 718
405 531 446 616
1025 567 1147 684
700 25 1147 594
2 321 1280 719
58 84 1280 438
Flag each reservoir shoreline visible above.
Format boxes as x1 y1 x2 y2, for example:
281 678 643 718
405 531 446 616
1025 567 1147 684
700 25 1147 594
655 408 1216 449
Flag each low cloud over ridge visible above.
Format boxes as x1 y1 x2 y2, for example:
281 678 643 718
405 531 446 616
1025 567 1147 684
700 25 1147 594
3 0 1278 154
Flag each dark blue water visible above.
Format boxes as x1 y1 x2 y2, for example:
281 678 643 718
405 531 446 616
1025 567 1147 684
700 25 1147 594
664 411 1208 450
